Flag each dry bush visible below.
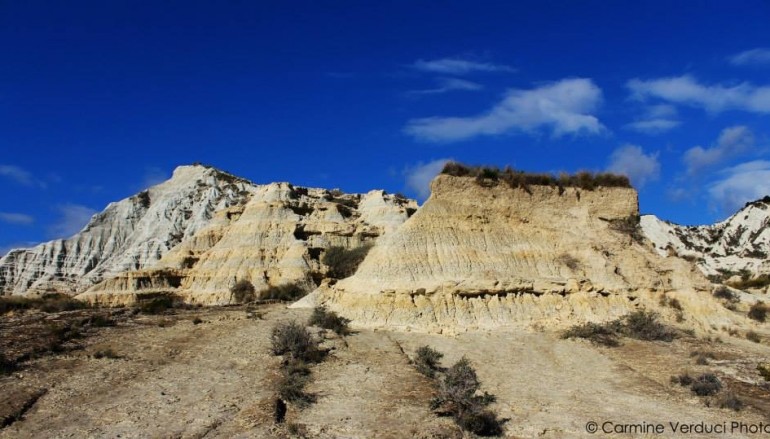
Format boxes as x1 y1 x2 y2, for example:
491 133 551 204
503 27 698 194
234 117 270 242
414 345 444 378
260 283 307 301
308 306 350 335
562 310 677 346
0 293 87 315
748 302 768 322
561 321 621 347
746 331 762 343
270 321 321 362
231 279 256 303
690 373 722 396
430 357 504 436
322 245 373 279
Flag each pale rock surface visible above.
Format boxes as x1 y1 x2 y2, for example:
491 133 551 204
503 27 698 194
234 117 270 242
78 183 416 305
308 174 737 333
641 196 770 276
0 165 253 296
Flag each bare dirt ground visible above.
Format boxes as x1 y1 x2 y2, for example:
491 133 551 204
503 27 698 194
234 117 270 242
2 304 770 438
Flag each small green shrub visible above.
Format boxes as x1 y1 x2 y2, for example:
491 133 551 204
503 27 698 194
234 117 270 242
414 346 444 378
308 307 350 335
231 279 256 303
748 302 768 322
270 321 320 362
322 245 373 279
690 373 722 396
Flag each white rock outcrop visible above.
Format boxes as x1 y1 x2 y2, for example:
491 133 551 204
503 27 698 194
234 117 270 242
641 196 770 276
0 165 254 296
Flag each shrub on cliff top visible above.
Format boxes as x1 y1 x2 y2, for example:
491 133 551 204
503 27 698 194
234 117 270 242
440 161 632 191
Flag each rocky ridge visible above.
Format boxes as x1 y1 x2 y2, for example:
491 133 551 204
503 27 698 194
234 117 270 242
301 173 740 333
0 165 253 296
641 196 770 277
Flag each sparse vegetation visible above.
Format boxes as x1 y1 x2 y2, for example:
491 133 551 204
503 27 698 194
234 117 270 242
562 310 677 346
718 393 744 411
713 286 738 302
192 317 203 325
672 372 723 397
440 162 632 191
727 274 770 291
430 357 505 436
259 282 307 301
561 321 622 347
322 245 373 279
270 321 321 362
92 348 120 359
748 302 768 322
230 279 256 303
756 363 770 381
414 345 444 378
308 306 350 335
746 331 762 343
690 373 722 396
0 293 88 315
138 295 174 314
277 359 315 408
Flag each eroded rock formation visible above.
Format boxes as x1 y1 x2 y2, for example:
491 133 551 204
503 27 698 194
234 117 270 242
301 174 736 333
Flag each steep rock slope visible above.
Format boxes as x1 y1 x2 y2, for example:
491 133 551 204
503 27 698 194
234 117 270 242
305 174 732 333
0 165 254 296
78 184 416 305
641 197 770 277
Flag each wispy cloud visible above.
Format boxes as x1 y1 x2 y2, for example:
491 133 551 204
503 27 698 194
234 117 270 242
412 57 515 75
408 77 483 95
0 212 34 225
0 165 46 188
624 104 681 134
708 160 770 213
683 126 754 176
606 144 660 188
48 204 97 239
729 48 770 66
403 158 452 200
627 75 770 114
625 119 681 134
404 78 604 143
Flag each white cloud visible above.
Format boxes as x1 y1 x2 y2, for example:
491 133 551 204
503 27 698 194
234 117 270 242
606 144 660 188
404 78 604 143
409 77 483 95
708 160 770 213
729 48 770 66
683 125 754 175
412 57 515 75
404 158 452 200
627 75 770 114
48 204 98 239
0 165 45 188
0 212 34 225
625 119 681 134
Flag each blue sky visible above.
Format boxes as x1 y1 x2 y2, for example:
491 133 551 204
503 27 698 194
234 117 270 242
2 1 770 254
